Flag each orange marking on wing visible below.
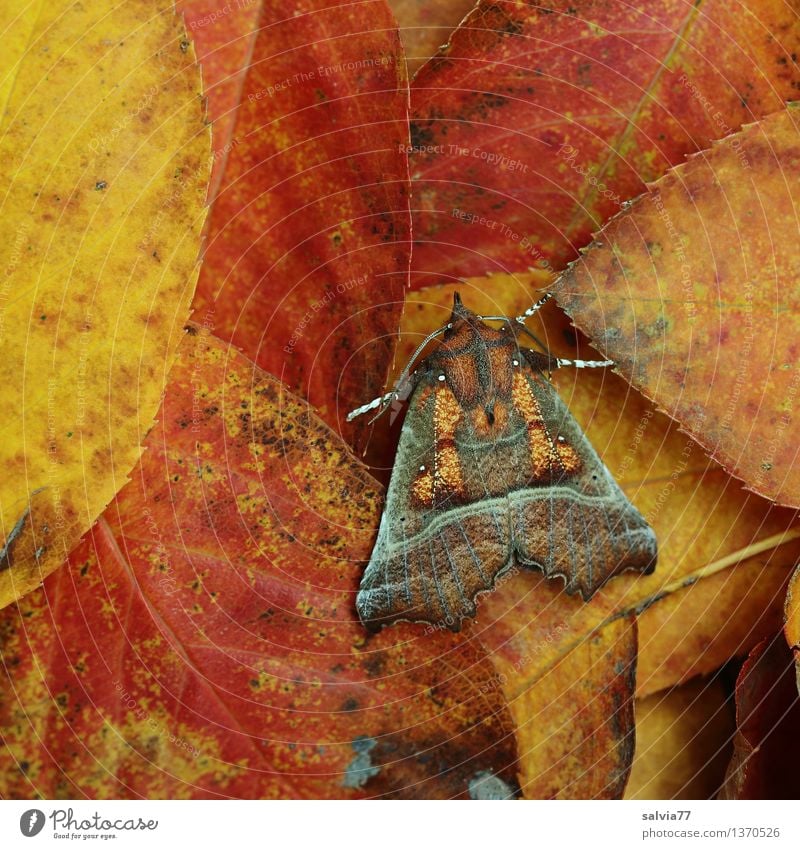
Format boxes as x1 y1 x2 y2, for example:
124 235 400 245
436 444 463 495
435 384 462 433
513 371 560 479
411 469 435 507
557 442 582 474
433 385 466 501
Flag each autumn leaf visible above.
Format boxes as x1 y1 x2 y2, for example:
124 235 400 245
407 0 800 285
626 677 734 800
388 0 477 76
786 563 800 678
0 1 210 610
191 0 412 452
555 104 800 507
394 280 800 795
0 329 518 799
720 636 800 799
3 0 800 804
175 1 263 197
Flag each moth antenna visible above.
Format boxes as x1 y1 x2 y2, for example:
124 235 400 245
346 391 395 422
514 294 614 368
556 357 615 369
347 323 451 423
399 323 451 382
515 291 553 323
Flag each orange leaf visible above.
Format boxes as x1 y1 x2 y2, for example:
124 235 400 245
555 104 800 506
785 564 800 663
407 0 800 284
637 559 795 697
0 329 518 799
506 615 638 799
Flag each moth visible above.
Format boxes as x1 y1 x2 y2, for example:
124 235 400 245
348 292 657 632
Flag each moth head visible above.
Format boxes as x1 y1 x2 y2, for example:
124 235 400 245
445 291 485 337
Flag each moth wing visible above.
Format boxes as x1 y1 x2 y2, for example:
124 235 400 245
356 374 513 632
510 365 657 600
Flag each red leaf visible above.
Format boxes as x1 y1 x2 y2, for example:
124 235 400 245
0 330 518 799
408 0 800 284
192 1 412 449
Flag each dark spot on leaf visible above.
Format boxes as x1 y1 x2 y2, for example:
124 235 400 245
409 121 435 150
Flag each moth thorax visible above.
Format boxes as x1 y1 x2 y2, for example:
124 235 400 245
439 321 515 406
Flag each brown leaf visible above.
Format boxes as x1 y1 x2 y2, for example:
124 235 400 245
555 104 800 507
721 636 800 799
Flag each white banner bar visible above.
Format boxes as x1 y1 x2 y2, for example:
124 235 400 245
0 800 796 848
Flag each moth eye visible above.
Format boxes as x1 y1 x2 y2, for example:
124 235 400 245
437 374 446 382
557 435 565 442
419 465 426 471
512 359 520 366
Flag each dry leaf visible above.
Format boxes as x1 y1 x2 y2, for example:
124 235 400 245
720 636 800 799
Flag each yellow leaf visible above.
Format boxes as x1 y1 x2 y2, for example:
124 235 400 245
626 678 734 800
0 2 211 608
